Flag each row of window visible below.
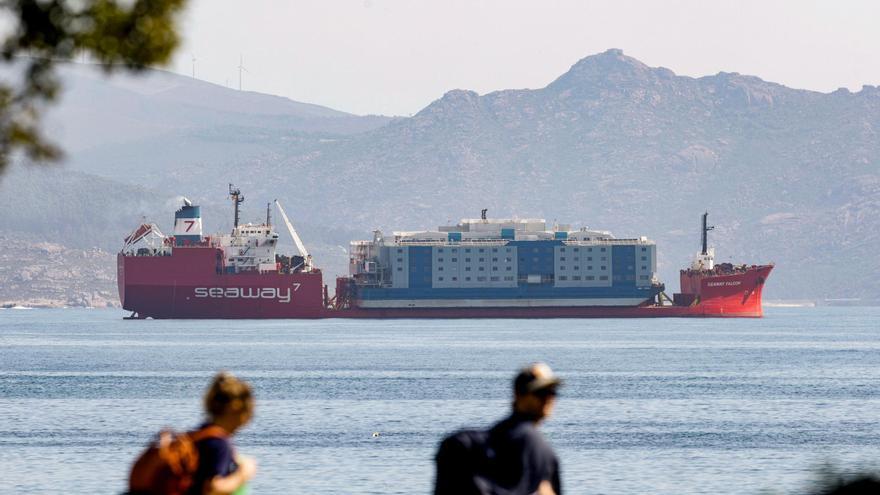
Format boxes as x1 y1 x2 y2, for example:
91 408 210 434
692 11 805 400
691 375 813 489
558 275 609 281
438 266 513 272
558 256 604 262
435 257 514 263
558 246 606 252
437 276 516 282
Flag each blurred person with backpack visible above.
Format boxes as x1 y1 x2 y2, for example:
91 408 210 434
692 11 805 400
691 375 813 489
435 363 562 495
128 371 257 495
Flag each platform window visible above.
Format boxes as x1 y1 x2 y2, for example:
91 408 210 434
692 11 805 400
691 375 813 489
465 277 471 281
452 249 458 253
397 267 402 271
574 248 579 252
601 266 607 270
506 267 512 271
492 267 498 271
438 276 444 281
465 248 471 253
452 276 458 281
438 248 444 253
587 247 593 252
560 266 566 271
477 276 486 281
506 248 512 253
479 248 485 253
559 276 568 281
640 275 649 280
397 258 403 262
505 257 512 262
560 247 565 252
490 276 499 281
642 247 647 252
492 248 498 253
397 249 403 253
560 257 566 261
492 257 498 262
642 265 647 270
599 275 608 280
601 256 607 261
601 247 606 252
504 276 514 281
451 257 458 262
438 258 444 262
587 257 593 261
479 258 484 262
574 266 579 270
465 267 471 271
587 266 593 270
478 267 485 271
586 275 595 280
574 257 579 261
641 256 647 261
573 276 581 281
465 258 471 262
438 266 444 271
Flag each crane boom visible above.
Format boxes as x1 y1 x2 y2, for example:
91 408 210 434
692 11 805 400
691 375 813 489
274 200 311 268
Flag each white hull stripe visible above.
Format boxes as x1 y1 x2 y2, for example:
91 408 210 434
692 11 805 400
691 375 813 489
357 297 649 309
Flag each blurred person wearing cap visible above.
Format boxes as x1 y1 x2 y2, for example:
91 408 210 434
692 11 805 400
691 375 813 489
434 362 562 495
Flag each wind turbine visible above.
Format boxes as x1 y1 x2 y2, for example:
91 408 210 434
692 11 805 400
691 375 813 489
237 54 250 91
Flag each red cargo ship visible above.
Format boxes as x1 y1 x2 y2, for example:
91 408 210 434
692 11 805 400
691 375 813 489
118 187 772 319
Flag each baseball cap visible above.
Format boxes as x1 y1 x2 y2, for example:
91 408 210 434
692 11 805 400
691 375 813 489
514 362 562 396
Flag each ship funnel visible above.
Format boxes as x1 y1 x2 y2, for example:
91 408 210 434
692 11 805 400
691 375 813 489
173 202 202 246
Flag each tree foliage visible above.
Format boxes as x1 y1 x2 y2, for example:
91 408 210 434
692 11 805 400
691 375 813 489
0 0 187 175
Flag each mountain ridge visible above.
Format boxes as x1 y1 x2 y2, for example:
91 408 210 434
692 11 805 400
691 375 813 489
2 49 879 304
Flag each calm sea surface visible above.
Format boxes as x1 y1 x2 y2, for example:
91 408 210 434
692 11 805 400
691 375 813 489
1 307 879 494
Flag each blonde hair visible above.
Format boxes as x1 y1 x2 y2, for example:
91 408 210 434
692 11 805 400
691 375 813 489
204 371 254 419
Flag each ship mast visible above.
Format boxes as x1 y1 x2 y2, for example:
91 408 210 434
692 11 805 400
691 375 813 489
229 183 245 230
701 211 714 255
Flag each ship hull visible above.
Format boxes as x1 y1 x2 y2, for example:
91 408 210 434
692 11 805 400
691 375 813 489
118 249 326 319
119 249 772 319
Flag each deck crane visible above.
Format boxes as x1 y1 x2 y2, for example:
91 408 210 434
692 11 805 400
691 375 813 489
274 199 312 271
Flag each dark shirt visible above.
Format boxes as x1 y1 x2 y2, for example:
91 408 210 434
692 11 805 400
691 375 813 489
188 424 236 495
486 412 561 495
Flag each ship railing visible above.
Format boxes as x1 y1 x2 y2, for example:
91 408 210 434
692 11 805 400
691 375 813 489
395 239 510 246
563 238 654 246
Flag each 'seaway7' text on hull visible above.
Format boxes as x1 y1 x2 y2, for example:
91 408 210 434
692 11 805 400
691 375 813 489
118 189 773 319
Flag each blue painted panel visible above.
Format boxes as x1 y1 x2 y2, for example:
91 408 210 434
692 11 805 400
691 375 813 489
408 246 433 288
612 245 636 287
508 240 561 277
175 205 201 219
501 228 515 240
447 232 462 242
554 231 568 240
358 284 658 301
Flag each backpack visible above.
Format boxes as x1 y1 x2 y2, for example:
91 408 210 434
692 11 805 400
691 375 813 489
128 425 227 495
435 429 513 495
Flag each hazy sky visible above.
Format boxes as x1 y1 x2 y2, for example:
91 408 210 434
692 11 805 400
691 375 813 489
169 0 879 116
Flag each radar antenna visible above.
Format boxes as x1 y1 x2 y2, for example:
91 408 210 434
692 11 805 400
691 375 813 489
481 208 488 221
228 184 245 229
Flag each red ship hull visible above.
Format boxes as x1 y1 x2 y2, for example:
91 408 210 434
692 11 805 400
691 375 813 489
119 248 772 319
118 248 326 319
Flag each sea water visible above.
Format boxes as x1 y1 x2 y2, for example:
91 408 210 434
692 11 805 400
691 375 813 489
1 307 879 494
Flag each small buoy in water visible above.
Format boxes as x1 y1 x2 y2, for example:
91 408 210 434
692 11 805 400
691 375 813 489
372 432 380 438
